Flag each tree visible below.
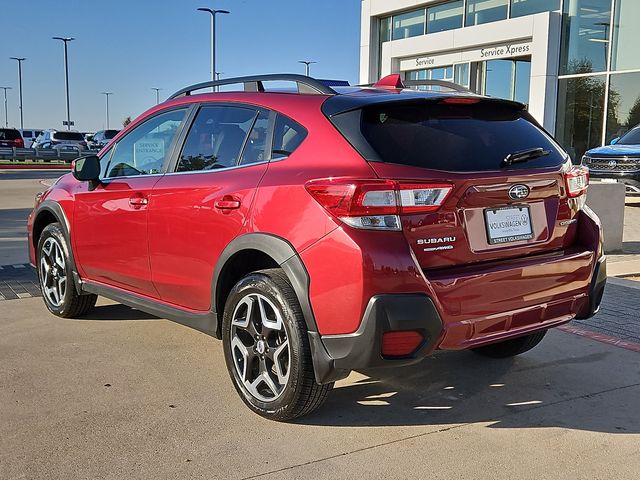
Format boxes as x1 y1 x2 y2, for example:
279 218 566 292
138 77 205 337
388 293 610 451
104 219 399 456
627 96 640 129
122 116 132 128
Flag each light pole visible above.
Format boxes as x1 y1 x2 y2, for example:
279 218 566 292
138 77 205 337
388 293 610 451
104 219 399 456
298 60 317 77
52 37 75 130
151 87 162 105
101 92 112 129
197 7 230 89
1 87 11 128
10 57 25 129
215 72 223 81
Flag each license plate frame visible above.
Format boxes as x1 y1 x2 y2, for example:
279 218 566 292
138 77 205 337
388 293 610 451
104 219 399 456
484 205 534 245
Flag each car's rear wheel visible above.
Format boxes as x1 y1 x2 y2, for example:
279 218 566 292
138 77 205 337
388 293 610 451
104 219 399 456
37 223 97 318
471 330 547 358
222 268 332 421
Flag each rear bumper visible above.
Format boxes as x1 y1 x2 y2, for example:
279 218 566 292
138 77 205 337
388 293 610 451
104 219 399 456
307 208 605 384
589 171 640 190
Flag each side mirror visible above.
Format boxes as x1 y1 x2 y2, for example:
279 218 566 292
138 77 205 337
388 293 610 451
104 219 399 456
72 155 101 183
611 137 620 145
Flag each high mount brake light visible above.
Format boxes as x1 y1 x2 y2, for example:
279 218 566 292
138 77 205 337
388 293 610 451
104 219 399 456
305 179 453 231
565 166 589 198
440 97 481 105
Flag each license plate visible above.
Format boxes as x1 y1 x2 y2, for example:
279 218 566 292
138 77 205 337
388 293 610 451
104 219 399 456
600 178 617 183
485 206 533 245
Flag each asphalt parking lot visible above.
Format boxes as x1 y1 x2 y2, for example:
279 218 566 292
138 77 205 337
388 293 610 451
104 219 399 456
1 170 639 479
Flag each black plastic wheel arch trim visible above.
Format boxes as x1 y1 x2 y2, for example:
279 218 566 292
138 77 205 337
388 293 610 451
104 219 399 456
320 294 443 375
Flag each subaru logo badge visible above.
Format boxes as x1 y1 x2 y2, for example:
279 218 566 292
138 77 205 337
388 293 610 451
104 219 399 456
608 160 617 169
508 184 530 200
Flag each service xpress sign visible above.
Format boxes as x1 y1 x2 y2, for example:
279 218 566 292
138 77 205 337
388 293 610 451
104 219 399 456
480 43 531 58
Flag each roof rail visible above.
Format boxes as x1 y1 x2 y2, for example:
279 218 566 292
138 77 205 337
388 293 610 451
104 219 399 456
168 74 338 100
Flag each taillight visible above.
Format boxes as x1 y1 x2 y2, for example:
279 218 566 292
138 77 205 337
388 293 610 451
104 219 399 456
305 179 453 231
565 166 589 198
15 138 24 148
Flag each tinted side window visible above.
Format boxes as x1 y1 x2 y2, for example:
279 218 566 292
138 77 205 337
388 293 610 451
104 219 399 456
104 108 186 178
177 106 255 172
239 111 270 165
272 114 307 159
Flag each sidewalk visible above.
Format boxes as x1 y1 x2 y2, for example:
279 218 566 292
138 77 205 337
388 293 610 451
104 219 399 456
607 196 640 276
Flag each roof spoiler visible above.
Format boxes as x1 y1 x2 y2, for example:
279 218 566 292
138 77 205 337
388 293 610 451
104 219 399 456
373 74 471 93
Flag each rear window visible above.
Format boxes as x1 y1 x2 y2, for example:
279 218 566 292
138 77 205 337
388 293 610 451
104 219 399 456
104 130 120 139
335 100 566 172
0 129 22 140
53 131 85 141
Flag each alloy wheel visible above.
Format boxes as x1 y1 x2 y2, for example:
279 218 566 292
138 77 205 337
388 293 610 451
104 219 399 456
39 237 67 307
230 293 290 402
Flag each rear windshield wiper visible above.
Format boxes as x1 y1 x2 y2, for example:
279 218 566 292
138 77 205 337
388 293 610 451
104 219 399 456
502 147 550 167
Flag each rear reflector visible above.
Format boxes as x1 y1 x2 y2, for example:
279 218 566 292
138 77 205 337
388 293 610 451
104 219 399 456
305 179 453 231
565 166 589 198
381 330 424 357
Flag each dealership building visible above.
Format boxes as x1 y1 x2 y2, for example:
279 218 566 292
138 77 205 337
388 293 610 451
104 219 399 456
360 0 640 160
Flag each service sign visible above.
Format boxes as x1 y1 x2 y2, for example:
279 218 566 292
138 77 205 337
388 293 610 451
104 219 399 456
134 139 164 166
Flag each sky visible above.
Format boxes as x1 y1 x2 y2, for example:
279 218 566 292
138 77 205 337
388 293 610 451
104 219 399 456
0 0 362 132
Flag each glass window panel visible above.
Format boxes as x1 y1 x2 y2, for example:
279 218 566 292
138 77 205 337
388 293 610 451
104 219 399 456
560 0 611 75
510 0 560 18
427 1 463 33
105 109 186 178
454 63 470 87
484 60 514 100
514 60 531 105
177 106 255 172
240 111 270 165
606 72 640 143
392 9 425 40
466 0 508 27
611 0 640 71
556 75 606 161
380 16 392 43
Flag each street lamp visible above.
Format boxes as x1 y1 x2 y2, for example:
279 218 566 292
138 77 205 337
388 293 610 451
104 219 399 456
101 92 112 129
0 87 11 128
298 60 317 77
151 87 162 105
197 7 230 88
10 57 25 129
52 37 75 130
215 72 224 81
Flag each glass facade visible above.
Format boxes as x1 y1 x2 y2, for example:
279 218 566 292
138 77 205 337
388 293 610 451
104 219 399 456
611 0 640 71
466 0 509 26
511 0 561 18
606 72 640 142
557 0 640 160
392 9 425 39
480 59 531 104
427 1 464 33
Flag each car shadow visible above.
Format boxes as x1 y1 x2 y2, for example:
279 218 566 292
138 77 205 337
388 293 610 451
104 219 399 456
298 344 639 434
74 303 159 321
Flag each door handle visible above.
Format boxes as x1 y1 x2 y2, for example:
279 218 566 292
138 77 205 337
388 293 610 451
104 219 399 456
214 195 241 210
129 196 149 208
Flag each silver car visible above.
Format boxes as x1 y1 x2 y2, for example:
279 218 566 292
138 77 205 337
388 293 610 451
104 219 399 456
33 129 88 152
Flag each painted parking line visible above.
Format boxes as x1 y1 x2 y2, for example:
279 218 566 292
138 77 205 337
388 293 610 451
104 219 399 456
558 324 640 353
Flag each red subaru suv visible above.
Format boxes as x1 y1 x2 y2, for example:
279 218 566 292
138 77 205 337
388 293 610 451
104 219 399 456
28 74 606 421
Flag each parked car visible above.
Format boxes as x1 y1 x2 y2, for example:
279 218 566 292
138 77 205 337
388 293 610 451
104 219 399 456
583 125 640 194
27 74 606 421
89 129 120 150
18 128 44 148
32 129 88 152
0 128 24 148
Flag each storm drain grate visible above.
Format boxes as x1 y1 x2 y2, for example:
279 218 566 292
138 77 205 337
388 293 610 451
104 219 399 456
0 264 41 301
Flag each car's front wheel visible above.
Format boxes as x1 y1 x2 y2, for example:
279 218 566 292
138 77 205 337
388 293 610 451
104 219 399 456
222 269 332 421
37 223 97 317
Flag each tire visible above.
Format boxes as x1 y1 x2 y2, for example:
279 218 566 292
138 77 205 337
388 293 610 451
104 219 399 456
37 223 97 318
222 268 332 421
471 330 547 358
